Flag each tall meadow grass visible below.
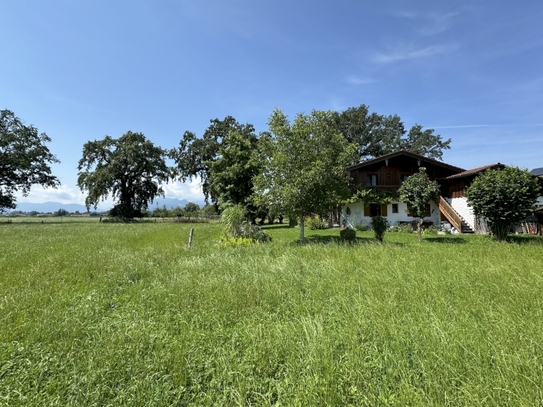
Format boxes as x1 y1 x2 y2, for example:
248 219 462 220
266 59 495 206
1 221 542 405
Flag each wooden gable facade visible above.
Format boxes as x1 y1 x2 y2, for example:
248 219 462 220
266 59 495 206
347 150 465 191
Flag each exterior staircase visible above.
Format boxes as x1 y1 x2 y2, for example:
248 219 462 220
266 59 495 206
438 197 474 234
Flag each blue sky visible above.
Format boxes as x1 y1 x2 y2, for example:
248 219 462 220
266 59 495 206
3 0 542 207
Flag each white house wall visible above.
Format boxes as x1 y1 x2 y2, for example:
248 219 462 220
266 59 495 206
342 201 441 228
447 197 476 230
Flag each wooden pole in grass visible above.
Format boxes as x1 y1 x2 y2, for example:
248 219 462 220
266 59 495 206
188 228 194 248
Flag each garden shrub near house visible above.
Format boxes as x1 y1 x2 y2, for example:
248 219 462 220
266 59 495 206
307 216 328 230
340 227 356 241
371 216 388 242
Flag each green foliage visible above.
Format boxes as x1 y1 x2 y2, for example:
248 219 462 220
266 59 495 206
207 130 261 209
390 223 415 233
256 108 358 242
354 222 370 232
340 227 357 241
399 167 441 242
77 131 169 218
0 109 60 211
370 216 388 242
466 166 540 240
307 216 328 230
219 204 271 243
346 186 396 205
171 117 258 207
422 225 441 235
329 104 451 162
220 205 246 239
183 202 200 218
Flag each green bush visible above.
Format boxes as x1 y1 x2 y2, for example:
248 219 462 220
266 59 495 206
422 225 440 235
390 223 414 233
354 223 369 232
340 227 356 241
307 216 328 230
371 216 388 242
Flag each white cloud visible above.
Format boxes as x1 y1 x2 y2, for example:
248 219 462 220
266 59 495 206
345 75 376 85
162 178 205 202
15 184 86 205
372 44 454 64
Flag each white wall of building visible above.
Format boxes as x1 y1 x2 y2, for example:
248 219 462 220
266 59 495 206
341 201 441 228
446 197 476 230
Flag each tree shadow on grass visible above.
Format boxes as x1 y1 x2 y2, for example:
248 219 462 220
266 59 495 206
506 235 543 245
298 235 405 246
423 236 468 244
261 224 291 230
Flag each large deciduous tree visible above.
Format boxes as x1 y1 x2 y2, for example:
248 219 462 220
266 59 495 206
206 130 261 210
77 131 169 218
466 167 540 241
330 104 451 162
0 109 60 212
398 167 441 243
256 108 357 242
171 116 257 206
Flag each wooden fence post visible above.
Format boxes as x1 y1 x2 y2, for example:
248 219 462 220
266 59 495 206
188 228 194 248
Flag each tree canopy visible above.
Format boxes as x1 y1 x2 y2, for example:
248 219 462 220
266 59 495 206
256 108 357 242
466 167 540 240
0 109 60 212
330 105 451 163
77 131 169 218
171 116 257 206
398 167 441 242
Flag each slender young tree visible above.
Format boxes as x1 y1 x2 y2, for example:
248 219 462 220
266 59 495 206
399 167 441 243
256 108 357 243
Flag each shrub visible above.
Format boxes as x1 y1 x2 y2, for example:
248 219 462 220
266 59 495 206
422 225 440 235
220 205 245 239
354 223 369 232
371 216 388 242
390 223 414 233
307 216 328 230
219 205 272 243
340 227 356 241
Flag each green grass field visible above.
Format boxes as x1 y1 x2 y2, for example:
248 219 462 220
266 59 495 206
1 221 543 406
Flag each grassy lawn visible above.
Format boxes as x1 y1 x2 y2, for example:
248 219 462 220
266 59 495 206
1 221 543 406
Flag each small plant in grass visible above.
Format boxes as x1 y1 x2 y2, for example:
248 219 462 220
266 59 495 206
340 227 356 241
389 223 414 233
371 216 388 242
219 205 272 243
422 225 440 235
307 216 328 230
218 236 253 246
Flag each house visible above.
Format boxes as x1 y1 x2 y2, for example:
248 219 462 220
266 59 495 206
342 150 465 230
342 151 542 234
438 163 505 233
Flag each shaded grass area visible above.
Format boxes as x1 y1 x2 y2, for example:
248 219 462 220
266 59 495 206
1 223 543 405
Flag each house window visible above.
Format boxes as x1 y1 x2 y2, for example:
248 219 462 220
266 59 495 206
366 174 378 186
400 174 410 184
345 207 351 216
392 203 399 214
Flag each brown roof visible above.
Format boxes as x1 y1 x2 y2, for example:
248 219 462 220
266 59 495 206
347 150 465 173
441 163 505 180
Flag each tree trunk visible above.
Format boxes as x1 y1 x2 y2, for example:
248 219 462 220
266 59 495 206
299 215 305 243
418 218 423 243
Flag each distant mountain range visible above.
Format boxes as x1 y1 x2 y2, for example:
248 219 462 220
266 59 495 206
8 197 206 214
